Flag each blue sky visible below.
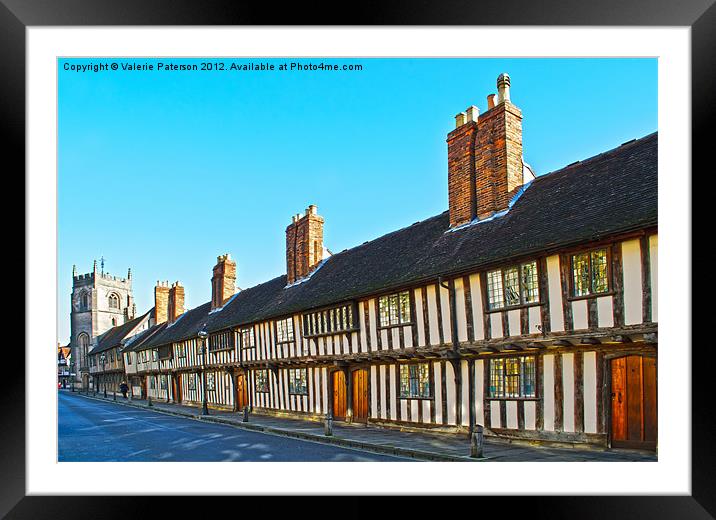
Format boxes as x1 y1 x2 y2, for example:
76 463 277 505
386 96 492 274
58 58 657 344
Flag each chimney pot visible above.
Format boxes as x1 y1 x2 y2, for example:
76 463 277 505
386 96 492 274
455 112 467 128
466 105 479 123
487 94 496 109
496 72 511 104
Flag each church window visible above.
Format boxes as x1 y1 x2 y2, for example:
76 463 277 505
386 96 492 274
80 293 89 311
108 293 120 309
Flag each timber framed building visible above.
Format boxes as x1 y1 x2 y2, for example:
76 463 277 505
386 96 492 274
96 73 656 450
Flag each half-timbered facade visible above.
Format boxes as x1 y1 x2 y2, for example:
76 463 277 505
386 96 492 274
97 73 657 450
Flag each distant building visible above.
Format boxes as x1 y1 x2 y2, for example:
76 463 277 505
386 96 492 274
69 260 135 389
57 343 71 388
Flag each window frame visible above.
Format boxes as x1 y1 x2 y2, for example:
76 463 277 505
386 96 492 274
485 260 541 312
487 355 538 400
377 290 413 329
206 372 216 392
208 330 233 353
188 373 197 391
254 369 269 393
302 302 358 338
275 317 295 344
398 362 433 400
240 327 256 350
568 247 612 300
287 368 308 395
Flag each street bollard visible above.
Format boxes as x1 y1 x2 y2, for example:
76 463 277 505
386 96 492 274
104 387 107 398
470 424 484 459
324 414 333 437
147 394 153 407
113 390 116 401
242 405 250 423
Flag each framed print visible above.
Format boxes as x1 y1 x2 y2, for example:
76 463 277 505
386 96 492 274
4 0 714 516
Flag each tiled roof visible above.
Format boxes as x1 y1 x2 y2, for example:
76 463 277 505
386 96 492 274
88 310 153 355
144 132 658 348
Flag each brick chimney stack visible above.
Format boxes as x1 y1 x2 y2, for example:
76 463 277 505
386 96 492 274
447 72 524 227
168 281 185 323
154 281 169 325
286 204 324 285
211 254 236 310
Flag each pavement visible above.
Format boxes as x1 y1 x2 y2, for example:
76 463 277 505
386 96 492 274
60 389 657 462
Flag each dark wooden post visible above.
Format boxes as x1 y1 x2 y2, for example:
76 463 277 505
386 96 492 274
345 367 353 423
242 405 250 422
230 370 238 413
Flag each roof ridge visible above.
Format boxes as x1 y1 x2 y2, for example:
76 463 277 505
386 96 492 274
529 131 657 184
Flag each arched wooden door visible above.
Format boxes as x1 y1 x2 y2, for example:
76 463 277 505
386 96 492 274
332 371 347 420
352 369 369 423
610 355 657 450
236 372 249 410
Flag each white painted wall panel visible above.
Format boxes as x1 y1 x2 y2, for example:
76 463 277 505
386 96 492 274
571 299 588 330
411 400 419 422
597 296 614 328
543 354 555 431
583 351 598 433
434 362 443 424
359 301 367 352
439 284 452 344
370 366 378 419
490 401 501 428
455 278 468 343
622 239 644 325
650 234 658 322
414 288 426 347
507 309 521 337
446 362 456 425
368 300 378 351
475 360 484 427
528 306 541 334
490 313 503 339
461 360 470 426
506 400 518 429
469 275 485 340
426 286 440 346
546 255 565 332
389 365 397 420
400 400 408 421
524 401 536 430
562 353 575 432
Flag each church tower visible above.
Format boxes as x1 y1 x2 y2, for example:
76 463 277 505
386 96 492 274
69 259 135 388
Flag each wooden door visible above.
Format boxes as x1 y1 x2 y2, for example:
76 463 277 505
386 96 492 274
610 355 657 449
332 371 347 420
173 374 182 403
352 369 369 422
236 373 248 409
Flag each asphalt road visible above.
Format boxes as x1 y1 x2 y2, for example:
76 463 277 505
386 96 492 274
58 392 409 462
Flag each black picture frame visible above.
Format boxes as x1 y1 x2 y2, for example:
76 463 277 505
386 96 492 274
5 0 712 516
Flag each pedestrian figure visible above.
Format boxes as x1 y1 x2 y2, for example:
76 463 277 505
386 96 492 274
120 381 129 399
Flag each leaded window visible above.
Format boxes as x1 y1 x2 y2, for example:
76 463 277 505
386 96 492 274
149 377 156 390
399 363 431 398
487 261 540 310
209 331 232 352
175 343 186 358
160 375 167 390
158 345 172 360
241 327 255 349
108 293 119 309
276 318 294 343
255 369 269 392
302 303 355 337
378 291 411 327
288 368 308 395
206 372 215 391
188 374 196 390
572 248 609 297
489 356 536 398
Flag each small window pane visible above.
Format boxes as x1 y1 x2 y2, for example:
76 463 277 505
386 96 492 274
572 253 591 296
487 270 504 309
521 261 540 303
591 249 609 294
504 267 520 306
